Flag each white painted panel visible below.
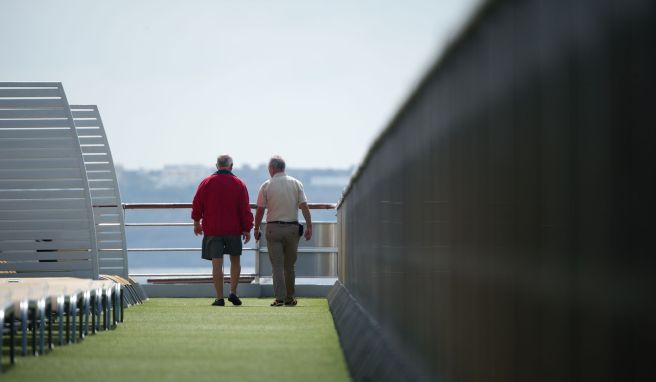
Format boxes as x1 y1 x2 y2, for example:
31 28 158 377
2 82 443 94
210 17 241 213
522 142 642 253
88 188 115 197
83 162 111 171
0 240 91 251
76 127 101 134
0 220 92 231
0 158 80 170
0 148 79 159
81 154 109 161
0 209 88 220
0 229 90 240
0 168 82 179
98 242 122 250
0 252 93 261
94 214 120 224
99 261 125 267
73 120 101 128
0 271 93 278
100 249 124 261
99 266 126 271
97 232 121 239
0 199 87 210
0 83 98 279
95 226 120 234
78 146 107 154
92 206 120 214
87 180 113 187
0 249 90 256
0 82 60 88
71 110 97 118
90 198 119 208
71 103 126 278
0 109 70 119
0 189 85 199
0 179 87 189
86 171 112 180
74 127 101 135
0 120 72 128
0 139 76 150
0 129 72 139
1 260 93 272
78 137 105 145
91 188 120 200
0 88 61 97
99 268 125 273
0 99 65 108
98 238 122 245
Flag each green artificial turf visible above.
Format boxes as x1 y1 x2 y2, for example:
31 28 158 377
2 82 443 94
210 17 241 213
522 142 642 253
1 298 351 382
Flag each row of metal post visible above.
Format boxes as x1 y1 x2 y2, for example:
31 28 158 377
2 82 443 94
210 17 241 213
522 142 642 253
1 284 123 370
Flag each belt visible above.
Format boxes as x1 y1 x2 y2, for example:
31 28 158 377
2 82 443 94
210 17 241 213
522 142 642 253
267 221 299 225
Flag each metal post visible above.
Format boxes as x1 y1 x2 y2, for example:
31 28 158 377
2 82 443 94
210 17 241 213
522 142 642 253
65 302 70 344
47 304 52 351
0 314 4 370
78 296 84 340
83 293 90 336
96 291 102 332
38 301 45 355
20 303 27 356
58 298 64 346
9 312 15 364
31 306 36 356
112 287 118 328
102 293 107 331
91 295 96 334
120 288 125 323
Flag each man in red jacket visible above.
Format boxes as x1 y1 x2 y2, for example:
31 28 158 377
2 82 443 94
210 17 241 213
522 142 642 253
192 154 254 306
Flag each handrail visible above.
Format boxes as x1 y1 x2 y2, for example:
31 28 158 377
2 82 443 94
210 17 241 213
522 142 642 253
121 202 338 282
122 202 336 210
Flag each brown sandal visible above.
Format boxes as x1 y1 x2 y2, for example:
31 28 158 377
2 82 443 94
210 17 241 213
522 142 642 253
270 299 284 307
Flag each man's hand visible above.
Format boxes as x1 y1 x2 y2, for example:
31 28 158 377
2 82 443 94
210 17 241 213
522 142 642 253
242 231 251 244
193 221 203 236
299 203 312 241
254 230 261 241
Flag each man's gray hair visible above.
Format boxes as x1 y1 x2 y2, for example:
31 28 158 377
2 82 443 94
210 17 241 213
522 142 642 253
217 154 233 168
269 155 286 171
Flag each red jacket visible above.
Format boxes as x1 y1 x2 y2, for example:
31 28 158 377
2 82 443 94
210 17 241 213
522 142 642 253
191 170 254 236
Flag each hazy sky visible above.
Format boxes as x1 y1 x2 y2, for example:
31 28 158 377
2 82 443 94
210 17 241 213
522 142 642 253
1 0 479 170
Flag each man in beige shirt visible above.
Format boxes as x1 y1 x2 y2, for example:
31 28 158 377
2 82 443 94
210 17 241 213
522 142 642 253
254 155 312 306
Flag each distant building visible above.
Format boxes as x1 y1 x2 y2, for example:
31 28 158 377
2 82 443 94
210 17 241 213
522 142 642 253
155 165 212 188
310 176 350 187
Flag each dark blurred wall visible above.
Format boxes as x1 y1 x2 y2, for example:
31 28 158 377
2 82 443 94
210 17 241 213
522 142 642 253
330 0 655 381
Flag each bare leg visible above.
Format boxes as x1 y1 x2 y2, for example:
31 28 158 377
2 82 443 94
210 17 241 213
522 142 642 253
211 258 224 299
229 255 241 295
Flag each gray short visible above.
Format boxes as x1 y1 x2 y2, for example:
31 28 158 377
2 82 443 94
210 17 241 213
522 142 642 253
201 235 242 260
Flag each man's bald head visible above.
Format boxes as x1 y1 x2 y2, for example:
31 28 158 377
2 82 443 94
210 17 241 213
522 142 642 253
216 154 233 170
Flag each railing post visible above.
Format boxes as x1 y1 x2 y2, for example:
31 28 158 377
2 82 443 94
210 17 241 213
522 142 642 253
254 237 261 284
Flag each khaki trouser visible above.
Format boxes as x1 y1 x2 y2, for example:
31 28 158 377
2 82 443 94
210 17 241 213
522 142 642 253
266 223 299 301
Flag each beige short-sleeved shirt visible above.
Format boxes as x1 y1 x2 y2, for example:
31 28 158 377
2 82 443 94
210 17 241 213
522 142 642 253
256 172 307 222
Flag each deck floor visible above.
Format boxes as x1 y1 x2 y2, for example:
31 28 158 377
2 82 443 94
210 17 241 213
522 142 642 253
2 298 351 382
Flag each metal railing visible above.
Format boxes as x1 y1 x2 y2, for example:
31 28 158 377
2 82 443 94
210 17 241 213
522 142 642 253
121 203 337 283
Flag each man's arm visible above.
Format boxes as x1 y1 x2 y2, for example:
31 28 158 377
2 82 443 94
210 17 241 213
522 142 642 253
254 206 265 241
191 181 205 236
254 182 267 241
240 185 254 244
299 202 312 240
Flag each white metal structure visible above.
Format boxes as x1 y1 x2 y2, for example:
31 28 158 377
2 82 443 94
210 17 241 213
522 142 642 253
71 105 129 278
0 83 99 278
